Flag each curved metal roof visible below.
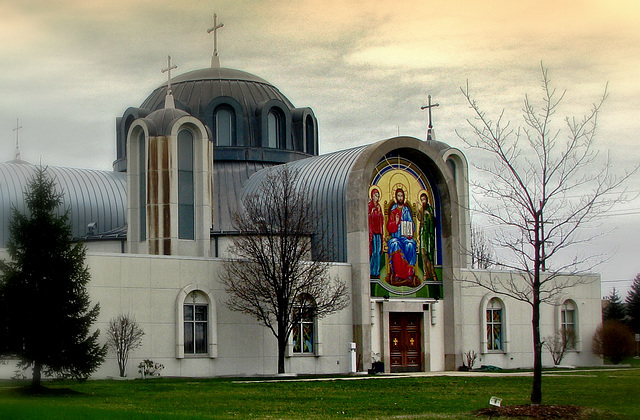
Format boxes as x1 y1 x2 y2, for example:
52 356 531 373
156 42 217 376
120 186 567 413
140 67 294 128
146 107 190 136
171 67 272 85
243 145 369 262
212 160 276 233
0 161 126 246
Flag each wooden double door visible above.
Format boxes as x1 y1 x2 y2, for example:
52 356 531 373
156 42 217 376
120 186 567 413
390 312 422 372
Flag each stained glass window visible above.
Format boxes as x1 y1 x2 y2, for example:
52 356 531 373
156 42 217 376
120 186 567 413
486 298 503 351
293 295 315 354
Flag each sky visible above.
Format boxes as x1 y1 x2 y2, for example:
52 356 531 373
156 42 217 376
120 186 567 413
1 0 639 298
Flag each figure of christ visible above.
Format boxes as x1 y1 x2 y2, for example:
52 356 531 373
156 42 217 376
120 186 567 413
368 188 384 278
419 193 437 281
386 188 419 287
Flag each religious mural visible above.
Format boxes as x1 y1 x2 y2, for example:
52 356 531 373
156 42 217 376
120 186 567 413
369 156 442 298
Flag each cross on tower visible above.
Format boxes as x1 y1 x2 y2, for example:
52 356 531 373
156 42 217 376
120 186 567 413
162 55 178 93
207 13 224 68
13 118 23 160
420 95 440 141
161 56 178 109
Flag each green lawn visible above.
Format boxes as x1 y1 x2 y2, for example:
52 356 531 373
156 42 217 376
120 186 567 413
0 368 638 419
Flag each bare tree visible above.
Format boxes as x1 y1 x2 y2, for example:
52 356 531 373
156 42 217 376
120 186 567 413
458 64 635 405
543 328 575 366
470 222 495 269
221 166 350 374
106 313 145 377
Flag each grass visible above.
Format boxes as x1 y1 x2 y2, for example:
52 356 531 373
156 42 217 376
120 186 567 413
0 368 639 419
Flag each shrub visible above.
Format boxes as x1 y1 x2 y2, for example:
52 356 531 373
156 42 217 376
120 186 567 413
138 359 164 379
592 320 635 364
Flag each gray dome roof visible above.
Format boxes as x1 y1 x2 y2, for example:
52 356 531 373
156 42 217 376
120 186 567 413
146 107 190 136
172 67 272 85
0 161 127 246
140 67 294 119
114 66 318 172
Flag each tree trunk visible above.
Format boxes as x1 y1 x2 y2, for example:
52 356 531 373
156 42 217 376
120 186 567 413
32 361 42 389
277 335 287 374
531 293 542 405
531 220 544 405
277 318 287 374
119 357 126 377
531 229 542 405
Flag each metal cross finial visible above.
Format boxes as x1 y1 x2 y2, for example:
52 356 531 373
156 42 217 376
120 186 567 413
13 118 23 160
162 55 178 93
421 95 440 141
207 13 224 68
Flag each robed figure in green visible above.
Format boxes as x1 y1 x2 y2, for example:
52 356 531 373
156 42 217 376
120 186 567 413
419 193 437 281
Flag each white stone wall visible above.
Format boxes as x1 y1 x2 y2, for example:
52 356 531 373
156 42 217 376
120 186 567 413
85 253 353 378
458 269 603 369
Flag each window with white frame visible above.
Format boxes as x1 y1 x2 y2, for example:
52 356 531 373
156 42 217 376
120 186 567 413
292 295 316 354
486 298 504 351
184 291 208 355
561 300 577 349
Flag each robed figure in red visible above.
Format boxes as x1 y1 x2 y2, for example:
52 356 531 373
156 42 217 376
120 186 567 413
368 188 384 278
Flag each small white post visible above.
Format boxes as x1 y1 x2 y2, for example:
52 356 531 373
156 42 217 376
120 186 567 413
349 342 357 373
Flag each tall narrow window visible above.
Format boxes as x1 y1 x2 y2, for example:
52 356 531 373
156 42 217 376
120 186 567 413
138 131 146 241
184 293 208 354
486 298 503 351
561 300 577 349
305 115 315 154
292 295 316 354
267 109 283 148
214 107 233 146
178 129 194 240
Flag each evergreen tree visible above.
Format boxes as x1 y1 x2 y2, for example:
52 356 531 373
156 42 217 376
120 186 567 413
0 167 106 388
626 273 640 334
603 288 627 322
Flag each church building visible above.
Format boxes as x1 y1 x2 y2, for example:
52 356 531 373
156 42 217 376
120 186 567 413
0 21 603 377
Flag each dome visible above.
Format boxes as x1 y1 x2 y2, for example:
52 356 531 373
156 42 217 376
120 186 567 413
140 67 292 114
114 66 319 171
146 107 190 136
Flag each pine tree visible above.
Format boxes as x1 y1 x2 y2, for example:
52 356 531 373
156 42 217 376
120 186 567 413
626 274 640 334
0 167 106 388
603 288 627 322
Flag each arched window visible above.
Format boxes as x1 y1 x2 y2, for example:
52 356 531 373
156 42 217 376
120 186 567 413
305 115 315 154
267 109 284 148
138 131 146 241
486 298 504 351
214 107 234 146
561 300 577 349
178 129 194 240
183 290 208 355
292 295 316 354
447 158 457 183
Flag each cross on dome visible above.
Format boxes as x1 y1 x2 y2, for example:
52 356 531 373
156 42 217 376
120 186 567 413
207 13 224 68
421 95 440 141
161 55 178 109
13 118 23 160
